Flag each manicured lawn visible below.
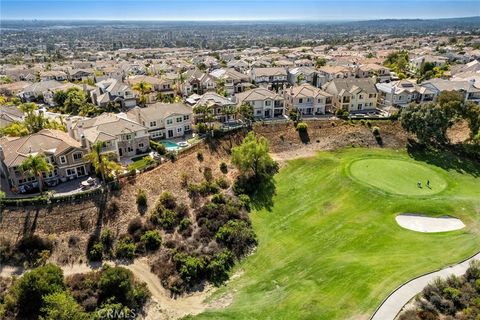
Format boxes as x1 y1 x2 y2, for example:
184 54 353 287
127 156 154 171
195 148 480 320
349 158 447 196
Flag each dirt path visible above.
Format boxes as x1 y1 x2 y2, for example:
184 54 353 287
0 259 229 319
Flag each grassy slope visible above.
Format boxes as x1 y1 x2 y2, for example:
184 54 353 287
195 148 480 320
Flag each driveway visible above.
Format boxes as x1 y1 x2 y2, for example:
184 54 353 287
371 252 480 320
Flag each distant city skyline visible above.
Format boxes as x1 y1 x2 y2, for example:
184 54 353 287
1 0 479 21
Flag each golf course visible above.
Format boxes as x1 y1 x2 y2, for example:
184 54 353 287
195 148 480 319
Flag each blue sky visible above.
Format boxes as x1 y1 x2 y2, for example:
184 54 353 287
1 0 479 20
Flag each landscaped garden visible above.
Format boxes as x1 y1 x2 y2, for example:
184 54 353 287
194 147 480 319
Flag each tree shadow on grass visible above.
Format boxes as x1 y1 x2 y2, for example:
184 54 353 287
407 139 480 177
250 176 276 212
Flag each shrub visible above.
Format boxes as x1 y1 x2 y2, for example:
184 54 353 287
296 122 308 132
219 162 228 174
211 193 226 204
127 217 144 239
216 220 257 256
197 152 204 162
166 152 176 162
115 237 136 260
150 204 177 230
372 126 381 136
159 192 177 210
40 291 89 320
98 266 134 306
179 218 192 231
238 194 251 211
366 120 372 128
206 250 235 286
196 123 208 134
203 167 213 182
180 172 189 188
100 228 114 251
140 230 162 251
17 235 53 265
216 177 230 189
149 140 166 155
136 188 147 207
88 243 103 262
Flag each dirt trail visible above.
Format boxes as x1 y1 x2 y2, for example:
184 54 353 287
0 259 229 319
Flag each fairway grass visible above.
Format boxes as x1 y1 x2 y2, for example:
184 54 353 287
348 158 447 196
195 148 480 320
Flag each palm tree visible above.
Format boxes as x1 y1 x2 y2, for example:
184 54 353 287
132 81 153 106
177 72 187 96
19 154 53 194
223 105 237 123
194 104 215 130
84 141 107 182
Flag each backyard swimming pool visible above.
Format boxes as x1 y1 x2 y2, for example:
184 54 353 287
160 141 183 151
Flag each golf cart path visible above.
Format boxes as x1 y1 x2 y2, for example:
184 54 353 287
370 252 480 320
0 259 219 319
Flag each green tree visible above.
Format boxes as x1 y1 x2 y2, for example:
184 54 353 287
237 103 254 124
40 292 89 320
132 81 152 107
63 87 89 114
84 141 112 182
315 57 327 68
19 154 53 194
400 102 451 145
14 264 65 316
98 267 134 306
232 132 277 180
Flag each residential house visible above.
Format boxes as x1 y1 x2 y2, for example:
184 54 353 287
323 78 378 112
18 80 65 102
90 78 136 109
40 70 68 82
318 65 354 82
0 106 24 129
193 92 236 124
0 129 90 190
0 81 32 97
127 103 193 140
421 78 480 104
294 59 314 68
285 83 333 115
180 69 216 96
288 67 325 87
250 67 288 91
227 59 250 73
68 69 94 82
235 87 285 119
67 113 149 160
127 75 175 103
356 64 391 82
376 80 436 108
209 68 253 96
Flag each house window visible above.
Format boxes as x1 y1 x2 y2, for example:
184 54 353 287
166 119 173 125
299 98 303 103
139 143 144 148
73 152 83 161
183 115 189 120
359 95 363 100
176 117 182 123
265 100 271 106
126 134 132 140
369 93 376 98
127 147 134 152
256 110 262 115
66 168 76 176
177 127 182 133
150 121 157 127
59 155 67 164
184 125 190 131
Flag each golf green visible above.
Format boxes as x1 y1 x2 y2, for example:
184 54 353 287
348 158 447 196
194 148 480 320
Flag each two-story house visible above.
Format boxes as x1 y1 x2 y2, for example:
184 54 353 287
127 75 176 103
180 69 216 96
90 78 136 109
356 64 391 82
318 66 354 82
323 78 378 112
0 129 90 190
209 68 252 96
126 103 193 140
288 67 325 88
285 83 333 115
193 92 237 124
67 113 149 160
235 87 285 119
250 67 288 91
376 80 436 108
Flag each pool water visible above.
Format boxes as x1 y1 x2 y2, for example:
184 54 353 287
160 141 182 151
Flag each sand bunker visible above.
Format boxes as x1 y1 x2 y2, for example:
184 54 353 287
396 214 465 233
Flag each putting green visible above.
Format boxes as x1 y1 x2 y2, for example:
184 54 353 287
348 158 447 196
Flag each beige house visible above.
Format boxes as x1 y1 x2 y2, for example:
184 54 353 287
67 113 149 160
250 67 288 91
235 87 285 119
285 84 333 115
0 129 90 190
193 92 237 124
127 103 193 140
323 78 378 112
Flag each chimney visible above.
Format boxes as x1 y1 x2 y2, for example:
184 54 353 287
80 134 87 148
